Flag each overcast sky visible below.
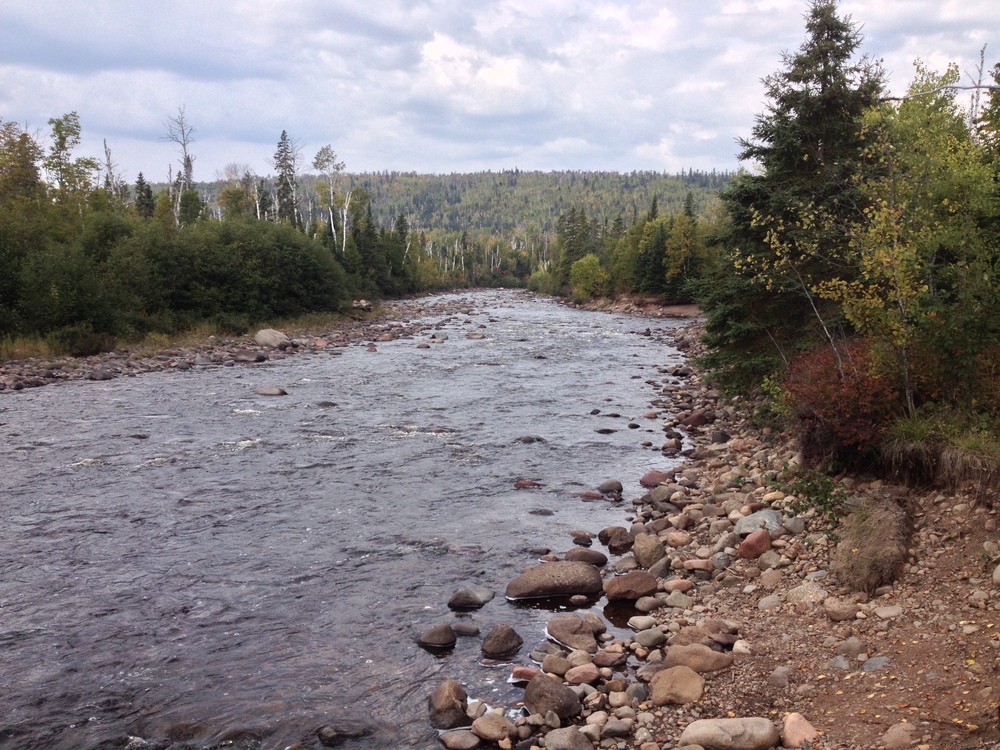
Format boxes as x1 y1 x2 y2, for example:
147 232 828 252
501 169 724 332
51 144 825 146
1 1 996 183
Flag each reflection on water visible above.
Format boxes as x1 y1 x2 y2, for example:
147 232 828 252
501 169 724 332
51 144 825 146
0 291 685 749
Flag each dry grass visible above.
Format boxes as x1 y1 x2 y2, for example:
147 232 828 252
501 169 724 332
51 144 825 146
882 412 1000 503
0 336 59 362
833 494 911 594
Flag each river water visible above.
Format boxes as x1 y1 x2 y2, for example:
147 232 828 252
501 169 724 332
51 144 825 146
0 291 687 750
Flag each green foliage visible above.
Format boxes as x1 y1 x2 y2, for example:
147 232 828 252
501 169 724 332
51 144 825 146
133 173 155 218
569 253 607 302
703 0 884 392
777 467 849 525
45 112 99 200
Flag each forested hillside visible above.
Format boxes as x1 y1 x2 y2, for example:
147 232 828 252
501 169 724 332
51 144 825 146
343 169 729 234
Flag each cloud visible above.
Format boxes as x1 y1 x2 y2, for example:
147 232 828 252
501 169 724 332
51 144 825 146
0 0 995 180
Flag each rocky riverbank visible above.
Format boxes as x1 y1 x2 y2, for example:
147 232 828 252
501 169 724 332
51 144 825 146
423 322 1000 750
0 297 489 394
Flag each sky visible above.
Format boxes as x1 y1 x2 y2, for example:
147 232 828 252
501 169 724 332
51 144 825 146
0 0 996 183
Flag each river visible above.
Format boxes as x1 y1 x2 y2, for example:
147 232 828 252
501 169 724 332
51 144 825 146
0 290 688 750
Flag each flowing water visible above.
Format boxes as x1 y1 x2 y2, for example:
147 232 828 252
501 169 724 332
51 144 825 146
0 291 688 750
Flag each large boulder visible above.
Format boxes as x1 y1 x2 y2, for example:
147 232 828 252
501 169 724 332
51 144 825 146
505 561 603 600
428 680 471 729
523 674 581 719
471 711 517 742
664 643 734 673
632 533 666 568
639 470 673 488
254 328 292 349
604 570 658 601
418 624 456 649
564 548 608 567
542 726 594 750
734 510 784 537
677 718 780 750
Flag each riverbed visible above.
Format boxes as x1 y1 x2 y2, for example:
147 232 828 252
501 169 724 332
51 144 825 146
0 290 688 749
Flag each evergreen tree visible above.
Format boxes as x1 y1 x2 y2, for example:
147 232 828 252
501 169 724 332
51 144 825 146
698 0 884 392
273 130 298 227
134 172 156 218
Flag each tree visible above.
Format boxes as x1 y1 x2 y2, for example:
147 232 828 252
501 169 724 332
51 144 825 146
164 106 195 189
163 106 196 223
313 144 345 244
570 253 607 302
700 0 884 391
0 120 46 335
663 210 702 301
814 61 999 414
100 139 128 210
273 130 300 227
44 112 98 201
133 172 156 218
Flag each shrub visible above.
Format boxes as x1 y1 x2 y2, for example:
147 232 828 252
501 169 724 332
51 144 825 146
783 340 901 462
569 253 607 302
50 324 117 357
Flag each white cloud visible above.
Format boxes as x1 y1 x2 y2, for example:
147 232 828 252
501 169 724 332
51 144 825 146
0 0 996 179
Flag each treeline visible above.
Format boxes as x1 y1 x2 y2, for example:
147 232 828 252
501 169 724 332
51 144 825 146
528 193 718 303
0 116 416 352
0 109 727 353
343 169 730 235
190 168 730 236
690 0 1000 476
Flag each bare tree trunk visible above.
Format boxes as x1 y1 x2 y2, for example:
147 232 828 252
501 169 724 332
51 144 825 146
340 189 353 256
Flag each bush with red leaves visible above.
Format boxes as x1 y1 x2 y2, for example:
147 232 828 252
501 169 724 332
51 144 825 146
784 340 901 460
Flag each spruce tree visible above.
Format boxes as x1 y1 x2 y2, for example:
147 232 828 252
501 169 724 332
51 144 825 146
133 172 155 218
273 130 298 227
697 0 884 392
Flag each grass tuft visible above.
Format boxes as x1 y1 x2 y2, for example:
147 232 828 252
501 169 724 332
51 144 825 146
882 409 1000 499
832 494 910 594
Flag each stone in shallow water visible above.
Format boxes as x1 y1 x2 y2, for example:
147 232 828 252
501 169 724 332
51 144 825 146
482 624 523 659
564 548 608 566
448 585 495 610
255 386 287 396
316 721 373 747
547 613 601 653
419 624 456 649
428 680 470 730
505 561 603 600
